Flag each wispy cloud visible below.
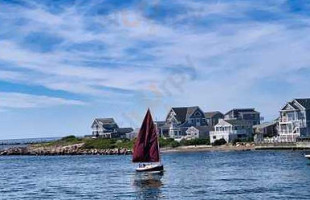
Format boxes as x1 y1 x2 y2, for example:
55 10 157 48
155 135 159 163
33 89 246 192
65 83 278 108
0 92 85 109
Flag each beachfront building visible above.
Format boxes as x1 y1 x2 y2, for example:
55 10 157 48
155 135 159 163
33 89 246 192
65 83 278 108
253 121 278 143
209 119 253 143
184 126 211 140
278 98 310 142
91 118 133 138
126 128 139 140
224 108 260 126
157 106 210 139
155 121 170 137
204 111 224 127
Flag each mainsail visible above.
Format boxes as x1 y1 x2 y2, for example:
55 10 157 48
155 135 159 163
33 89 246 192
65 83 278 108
132 109 160 163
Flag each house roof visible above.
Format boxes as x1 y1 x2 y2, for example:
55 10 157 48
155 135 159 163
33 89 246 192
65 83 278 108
224 119 252 126
195 125 213 133
95 118 115 124
92 118 118 129
154 121 166 127
204 111 223 118
171 106 200 123
295 98 310 109
225 108 259 116
253 121 277 129
288 102 299 109
117 127 134 134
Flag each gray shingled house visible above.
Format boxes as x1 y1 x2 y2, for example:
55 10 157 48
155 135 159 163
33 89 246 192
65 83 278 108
278 98 310 142
91 118 133 138
224 108 260 126
157 106 211 139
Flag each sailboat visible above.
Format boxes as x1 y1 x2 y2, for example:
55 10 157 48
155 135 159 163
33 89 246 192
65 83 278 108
132 109 164 172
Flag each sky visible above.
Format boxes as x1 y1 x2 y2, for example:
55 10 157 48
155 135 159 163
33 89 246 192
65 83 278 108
1 0 310 139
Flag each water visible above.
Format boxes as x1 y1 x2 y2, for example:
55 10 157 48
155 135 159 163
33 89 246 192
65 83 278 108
0 137 61 150
1 151 310 199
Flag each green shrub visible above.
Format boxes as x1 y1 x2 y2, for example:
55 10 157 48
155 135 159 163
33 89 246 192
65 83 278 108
60 135 81 143
82 138 134 150
213 138 227 146
159 137 175 147
180 138 210 146
82 138 116 149
170 141 180 148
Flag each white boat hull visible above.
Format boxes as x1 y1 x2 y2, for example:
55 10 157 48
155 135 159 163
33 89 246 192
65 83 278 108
136 164 164 172
305 155 310 160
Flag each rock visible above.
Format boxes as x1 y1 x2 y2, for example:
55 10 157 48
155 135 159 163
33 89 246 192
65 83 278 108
0 146 133 156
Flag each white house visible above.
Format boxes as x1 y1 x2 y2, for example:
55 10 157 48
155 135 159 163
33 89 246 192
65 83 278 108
278 98 310 142
210 119 253 143
91 118 118 138
184 126 211 140
185 126 200 140
91 118 133 138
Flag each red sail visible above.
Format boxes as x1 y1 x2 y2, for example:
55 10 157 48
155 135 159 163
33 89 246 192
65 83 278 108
132 109 160 163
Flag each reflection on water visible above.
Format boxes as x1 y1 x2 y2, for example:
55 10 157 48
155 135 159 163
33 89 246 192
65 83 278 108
132 172 164 199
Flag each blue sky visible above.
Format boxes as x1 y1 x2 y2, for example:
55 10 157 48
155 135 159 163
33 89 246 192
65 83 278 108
1 0 310 139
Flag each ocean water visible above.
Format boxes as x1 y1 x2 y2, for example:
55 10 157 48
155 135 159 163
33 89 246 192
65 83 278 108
0 137 61 150
1 150 310 199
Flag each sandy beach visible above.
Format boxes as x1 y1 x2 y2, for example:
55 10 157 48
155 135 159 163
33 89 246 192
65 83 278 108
161 144 255 153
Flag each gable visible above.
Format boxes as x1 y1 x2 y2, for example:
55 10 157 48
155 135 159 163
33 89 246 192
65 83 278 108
166 109 179 123
281 102 297 111
188 107 204 119
91 120 99 128
187 126 198 131
186 126 199 134
293 99 308 110
215 119 232 127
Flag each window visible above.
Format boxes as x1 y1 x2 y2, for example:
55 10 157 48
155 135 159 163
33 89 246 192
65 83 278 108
195 112 201 116
213 136 216 139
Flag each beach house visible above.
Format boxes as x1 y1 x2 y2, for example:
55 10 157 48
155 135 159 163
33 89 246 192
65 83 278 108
209 119 253 143
204 111 224 127
184 126 211 140
224 108 260 126
278 98 310 142
253 121 278 143
91 118 133 138
157 106 210 139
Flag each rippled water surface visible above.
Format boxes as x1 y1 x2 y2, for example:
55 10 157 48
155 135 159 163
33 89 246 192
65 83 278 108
1 151 310 199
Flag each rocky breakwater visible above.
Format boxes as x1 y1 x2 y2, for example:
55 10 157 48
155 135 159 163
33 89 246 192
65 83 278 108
0 143 132 156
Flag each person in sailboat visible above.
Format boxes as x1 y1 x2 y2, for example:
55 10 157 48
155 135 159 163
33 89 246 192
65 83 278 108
132 109 164 172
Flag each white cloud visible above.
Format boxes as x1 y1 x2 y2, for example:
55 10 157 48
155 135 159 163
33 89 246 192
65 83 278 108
0 92 85 109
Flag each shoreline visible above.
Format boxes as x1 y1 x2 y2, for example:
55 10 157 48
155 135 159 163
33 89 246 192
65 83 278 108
2 143 310 156
0 144 256 156
161 144 255 153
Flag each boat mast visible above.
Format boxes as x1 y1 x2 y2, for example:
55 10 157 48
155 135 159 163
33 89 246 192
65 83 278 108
155 119 161 163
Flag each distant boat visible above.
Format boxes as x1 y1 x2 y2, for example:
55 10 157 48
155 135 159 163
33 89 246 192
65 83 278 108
305 154 310 160
132 109 164 172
